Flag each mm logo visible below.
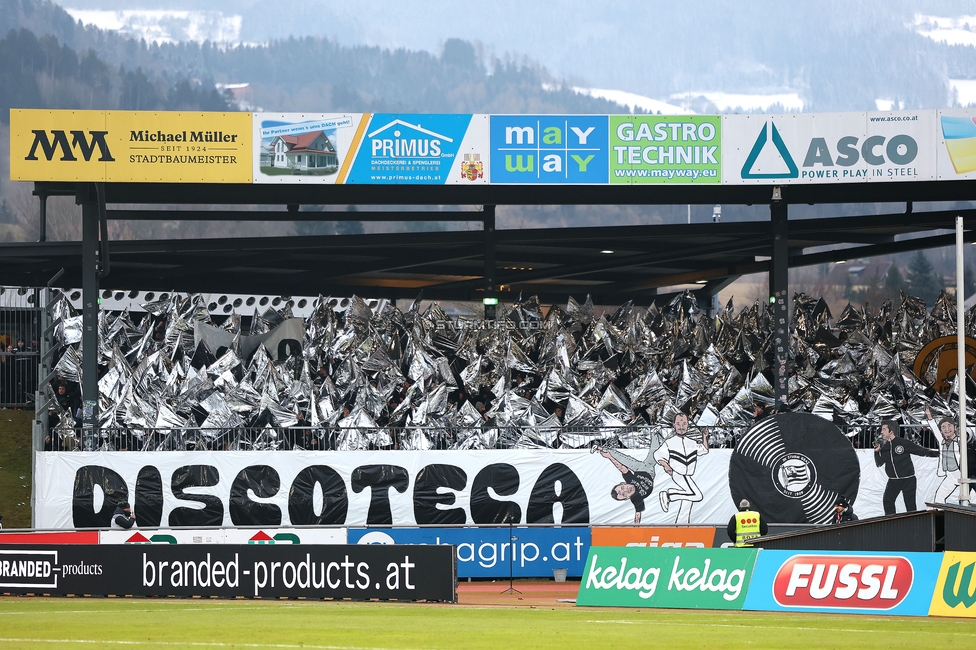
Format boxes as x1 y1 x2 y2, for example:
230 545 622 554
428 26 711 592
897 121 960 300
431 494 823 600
943 561 976 608
25 130 115 162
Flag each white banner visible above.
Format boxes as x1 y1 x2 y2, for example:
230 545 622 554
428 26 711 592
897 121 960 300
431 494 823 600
722 110 938 184
98 527 346 545
34 449 955 529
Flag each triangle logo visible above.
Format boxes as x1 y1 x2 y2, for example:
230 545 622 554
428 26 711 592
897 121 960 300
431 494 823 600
741 122 798 179
125 532 152 544
248 531 275 544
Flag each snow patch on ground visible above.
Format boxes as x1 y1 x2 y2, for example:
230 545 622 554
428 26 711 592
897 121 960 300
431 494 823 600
670 91 804 113
64 9 242 45
914 14 976 47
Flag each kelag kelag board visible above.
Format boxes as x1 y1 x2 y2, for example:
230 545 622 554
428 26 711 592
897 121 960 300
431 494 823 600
576 546 758 609
0 544 455 601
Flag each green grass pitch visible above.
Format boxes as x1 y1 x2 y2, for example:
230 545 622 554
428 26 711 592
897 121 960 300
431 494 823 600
0 598 974 649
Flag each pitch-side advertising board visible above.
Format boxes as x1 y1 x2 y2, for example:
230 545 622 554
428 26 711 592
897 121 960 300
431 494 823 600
576 546 759 609
0 544 456 601
348 526 589 578
743 550 942 617
11 108 976 185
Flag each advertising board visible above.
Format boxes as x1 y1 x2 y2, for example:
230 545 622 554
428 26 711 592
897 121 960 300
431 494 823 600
0 544 455 601
591 527 717 548
99 528 346 545
928 551 976 618
349 526 589 578
576 546 758 609
10 109 252 183
743 550 942 616
489 115 609 184
0 531 98 545
345 114 488 184
722 111 937 185
609 116 721 184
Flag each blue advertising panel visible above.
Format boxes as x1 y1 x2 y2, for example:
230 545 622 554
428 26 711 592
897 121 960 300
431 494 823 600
489 115 608 184
346 114 480 184
349 527 590 578
743 550 942 617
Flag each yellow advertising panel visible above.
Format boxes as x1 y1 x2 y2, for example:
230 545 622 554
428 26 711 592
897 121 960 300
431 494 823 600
10 109 252 183
929 551 976 617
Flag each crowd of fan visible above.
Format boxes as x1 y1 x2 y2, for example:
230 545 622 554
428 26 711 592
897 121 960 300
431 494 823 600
33 286 976 453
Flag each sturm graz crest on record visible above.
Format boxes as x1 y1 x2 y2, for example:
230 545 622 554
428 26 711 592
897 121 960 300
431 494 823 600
729 413 859 524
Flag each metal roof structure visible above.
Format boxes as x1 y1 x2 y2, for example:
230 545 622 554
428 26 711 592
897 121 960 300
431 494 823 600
4 178 975 419
2 180 975 306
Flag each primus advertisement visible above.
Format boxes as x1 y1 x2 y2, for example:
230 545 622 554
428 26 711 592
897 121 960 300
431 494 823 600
0 544 456 601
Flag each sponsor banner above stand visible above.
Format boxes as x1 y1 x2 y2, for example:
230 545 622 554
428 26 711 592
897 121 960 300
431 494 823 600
489 115 609 184
929 551 976 618
345 114 489 184
99 528 347 545
591 527 718 548
610 116 721 184
743 550 942 617
349 526 589 578
0 544 456 601
10 109 252 183
576 546 759 609
723 111 937 185
252 113 366 184
10 108 976 185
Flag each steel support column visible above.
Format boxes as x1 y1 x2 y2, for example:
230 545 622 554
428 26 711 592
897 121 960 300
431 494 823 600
483 205 496 318
770 192 789 406
80 185 100 448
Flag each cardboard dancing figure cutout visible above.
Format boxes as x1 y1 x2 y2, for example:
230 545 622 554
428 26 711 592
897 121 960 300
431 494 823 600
654 412 709 524
925 406 974 504
874 419 938 514
597 432 664 524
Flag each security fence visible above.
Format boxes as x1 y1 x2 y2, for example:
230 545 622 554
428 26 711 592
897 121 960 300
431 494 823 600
0 286 42 408
40 422 937 453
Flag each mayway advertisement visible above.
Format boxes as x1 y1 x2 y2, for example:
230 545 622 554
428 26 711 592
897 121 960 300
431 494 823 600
10 109 252 183
349 526 589 578
610 116 721 184
0 544 455 601
723 111 937 184
576 546 758 609
345 114 488 184
489 115 609 184
743 550 942 616
252 112 367 183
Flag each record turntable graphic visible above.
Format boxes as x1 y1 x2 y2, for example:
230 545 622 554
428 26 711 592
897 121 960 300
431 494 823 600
729 413 860 524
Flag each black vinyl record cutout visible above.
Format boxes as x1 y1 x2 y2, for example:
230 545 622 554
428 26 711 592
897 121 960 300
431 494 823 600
729 412 860 524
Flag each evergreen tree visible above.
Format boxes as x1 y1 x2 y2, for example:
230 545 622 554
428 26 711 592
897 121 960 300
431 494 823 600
885 264 904 301
906 250 943 305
